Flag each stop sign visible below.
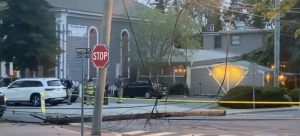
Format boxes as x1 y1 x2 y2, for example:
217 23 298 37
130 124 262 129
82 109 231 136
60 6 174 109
92 44 109 68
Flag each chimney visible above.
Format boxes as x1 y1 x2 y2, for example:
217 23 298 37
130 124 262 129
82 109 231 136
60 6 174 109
208 24 214 32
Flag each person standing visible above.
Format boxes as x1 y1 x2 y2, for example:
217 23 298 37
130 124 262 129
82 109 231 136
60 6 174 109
104 79 109 104
84 77 96 105
115 76 123 103
66 76 73 105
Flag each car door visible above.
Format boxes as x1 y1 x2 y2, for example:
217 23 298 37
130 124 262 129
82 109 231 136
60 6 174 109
4 81 23 101
124 82 138 97
137 82 150 97
19 81 44 101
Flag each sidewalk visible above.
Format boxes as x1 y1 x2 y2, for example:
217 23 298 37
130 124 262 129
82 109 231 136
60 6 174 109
0 123 116 136
226 106 299 115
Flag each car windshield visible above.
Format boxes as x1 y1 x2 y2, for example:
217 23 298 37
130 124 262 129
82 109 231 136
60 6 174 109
47 80 63 86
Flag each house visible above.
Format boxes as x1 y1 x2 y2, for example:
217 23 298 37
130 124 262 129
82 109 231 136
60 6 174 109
136 26 276 95
0 0 146 84
202 28 273 55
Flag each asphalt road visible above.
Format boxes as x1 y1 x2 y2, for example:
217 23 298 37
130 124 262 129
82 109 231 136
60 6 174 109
2 96 300 136
1 96 216 123
84 111 300 136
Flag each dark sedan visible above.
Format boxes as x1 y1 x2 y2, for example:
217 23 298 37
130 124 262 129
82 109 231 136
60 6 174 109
114 81 167 99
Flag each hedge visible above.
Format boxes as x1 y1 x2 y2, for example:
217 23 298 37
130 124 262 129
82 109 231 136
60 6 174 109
288 89 299 102
218 86 291 109
169 83 190 96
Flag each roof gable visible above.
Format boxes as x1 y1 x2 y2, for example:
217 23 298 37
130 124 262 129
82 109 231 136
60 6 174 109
47 0 145 17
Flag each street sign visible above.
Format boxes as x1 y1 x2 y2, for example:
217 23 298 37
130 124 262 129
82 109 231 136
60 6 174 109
40 92 45 115
76 48 91 54
77 53 89 58
92 44 109 68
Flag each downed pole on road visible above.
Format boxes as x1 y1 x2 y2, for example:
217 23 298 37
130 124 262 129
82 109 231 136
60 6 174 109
44 110 226 124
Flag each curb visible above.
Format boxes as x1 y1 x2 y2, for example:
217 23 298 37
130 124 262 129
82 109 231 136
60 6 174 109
69 123 121 135
226 108 299 115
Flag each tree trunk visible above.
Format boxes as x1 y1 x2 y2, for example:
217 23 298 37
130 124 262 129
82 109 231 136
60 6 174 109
43 110 226 124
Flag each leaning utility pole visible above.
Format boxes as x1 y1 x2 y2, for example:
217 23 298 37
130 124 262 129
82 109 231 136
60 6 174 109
274 0 280 87
91 0 113 135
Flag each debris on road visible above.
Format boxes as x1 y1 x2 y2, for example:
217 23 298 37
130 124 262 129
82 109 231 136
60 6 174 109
44 110 226 124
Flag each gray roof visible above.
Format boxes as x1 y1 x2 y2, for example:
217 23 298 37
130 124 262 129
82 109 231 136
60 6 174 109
202 29 273 36
47 0 145 17
169 49 240 62
231 60 274 72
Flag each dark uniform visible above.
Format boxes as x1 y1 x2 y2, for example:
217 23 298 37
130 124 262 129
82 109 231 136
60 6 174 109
115 76 123 103
84 78 96 105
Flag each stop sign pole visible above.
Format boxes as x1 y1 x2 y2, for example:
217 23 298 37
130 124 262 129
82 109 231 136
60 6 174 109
91 0 113 135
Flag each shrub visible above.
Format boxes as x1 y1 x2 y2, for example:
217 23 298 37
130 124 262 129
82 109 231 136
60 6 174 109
218 86 288 109
288 89 299 102
168 83 190 96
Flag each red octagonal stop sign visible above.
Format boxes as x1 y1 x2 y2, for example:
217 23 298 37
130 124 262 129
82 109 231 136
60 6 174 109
92 44 109 68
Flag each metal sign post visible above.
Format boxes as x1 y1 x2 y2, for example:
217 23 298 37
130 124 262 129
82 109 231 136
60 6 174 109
249 63 259 110
40 92 45 116
76 48 90 136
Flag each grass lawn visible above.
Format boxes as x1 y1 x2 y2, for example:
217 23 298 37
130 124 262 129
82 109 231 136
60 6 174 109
210 105 229 110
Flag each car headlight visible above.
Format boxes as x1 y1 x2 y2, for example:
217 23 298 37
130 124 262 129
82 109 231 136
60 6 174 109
4 97 7 103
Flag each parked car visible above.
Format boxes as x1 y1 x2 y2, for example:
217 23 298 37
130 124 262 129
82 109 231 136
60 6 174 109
0 92 7 118
0 78 66 107
114 81 167 99
60 79 79 103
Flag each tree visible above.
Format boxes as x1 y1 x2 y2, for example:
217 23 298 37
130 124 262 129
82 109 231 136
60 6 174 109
247 0 300 72
130 6 202 72
223 0 271 29
0 0 61 77
253 0 300 38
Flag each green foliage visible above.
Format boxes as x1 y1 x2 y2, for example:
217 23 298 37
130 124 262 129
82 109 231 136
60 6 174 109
253 0 299 39
0 2 6 11
218 86 290 109
223 0 271 29
0 0 61 76
168 83 190 96
288 89 300 102
130 5 202 70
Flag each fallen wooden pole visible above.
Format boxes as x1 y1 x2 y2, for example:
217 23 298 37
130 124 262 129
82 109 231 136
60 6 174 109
44 110 226 124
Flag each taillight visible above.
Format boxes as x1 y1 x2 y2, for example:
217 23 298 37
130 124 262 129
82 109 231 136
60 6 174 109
45 88 55 91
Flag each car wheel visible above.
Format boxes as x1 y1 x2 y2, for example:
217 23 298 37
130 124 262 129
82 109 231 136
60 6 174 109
0 112 3 118
30 94 41 107
145 92 152 99
71 97 77 103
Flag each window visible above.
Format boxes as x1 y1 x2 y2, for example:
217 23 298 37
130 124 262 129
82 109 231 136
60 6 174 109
231 35 240 45
9 81 22 88
21 81 43 87
214 36 221 48
47 80 63 86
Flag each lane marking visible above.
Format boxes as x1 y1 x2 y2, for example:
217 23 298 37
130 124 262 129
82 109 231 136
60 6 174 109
142 132 175 136
121 130 149 135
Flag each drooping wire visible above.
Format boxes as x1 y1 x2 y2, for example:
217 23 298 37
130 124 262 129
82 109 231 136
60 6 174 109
122 0 159 129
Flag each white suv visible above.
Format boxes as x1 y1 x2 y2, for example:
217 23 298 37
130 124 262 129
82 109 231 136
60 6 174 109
0 78 66 106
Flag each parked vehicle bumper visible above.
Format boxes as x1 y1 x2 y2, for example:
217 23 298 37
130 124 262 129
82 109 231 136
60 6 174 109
45 97 65 103
0 105 7 113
